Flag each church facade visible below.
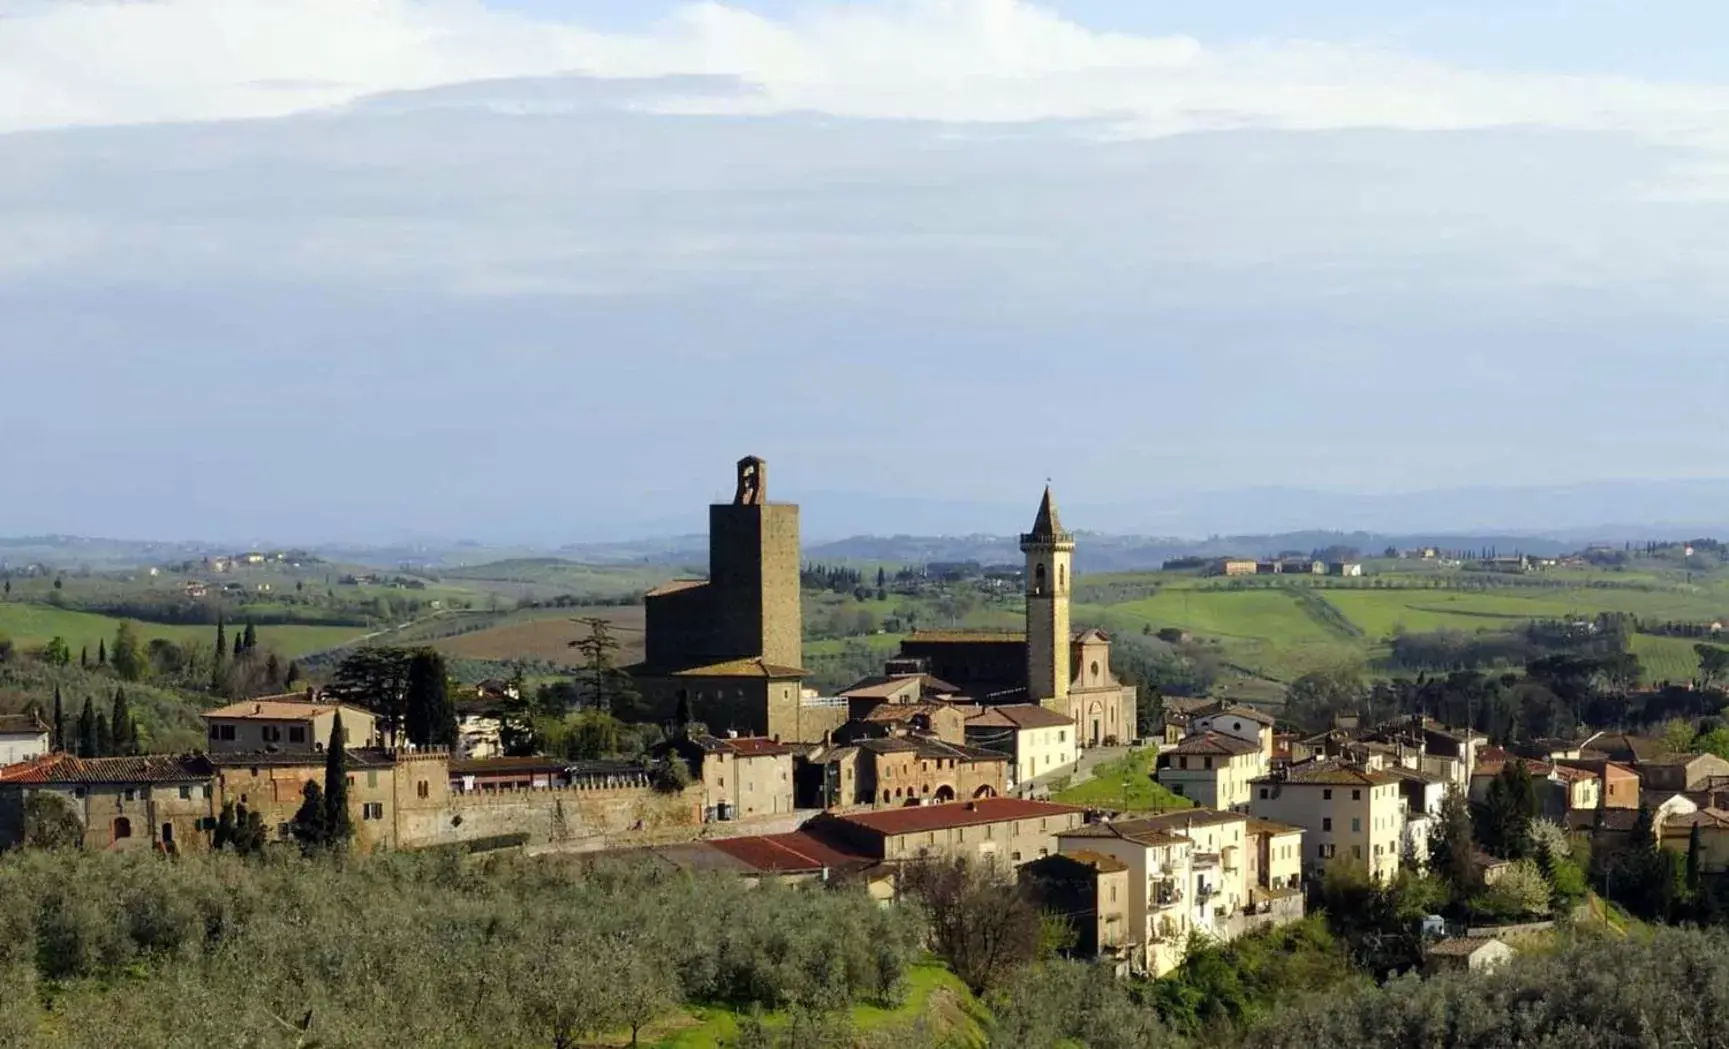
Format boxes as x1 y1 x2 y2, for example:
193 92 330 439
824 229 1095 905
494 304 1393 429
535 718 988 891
892 488 1138 746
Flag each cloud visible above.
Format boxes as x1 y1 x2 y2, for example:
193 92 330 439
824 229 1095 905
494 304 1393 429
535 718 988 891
4 0 1729 157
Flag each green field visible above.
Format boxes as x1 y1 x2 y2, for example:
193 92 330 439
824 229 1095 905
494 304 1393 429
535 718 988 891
656 961 985 1048
1053 748 1190 812
0 603 368 659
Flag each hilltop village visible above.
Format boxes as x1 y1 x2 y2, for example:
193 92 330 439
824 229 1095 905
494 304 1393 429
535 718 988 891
5 454 1729 1026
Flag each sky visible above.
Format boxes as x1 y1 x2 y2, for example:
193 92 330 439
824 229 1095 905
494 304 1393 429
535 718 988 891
4 0 1729 543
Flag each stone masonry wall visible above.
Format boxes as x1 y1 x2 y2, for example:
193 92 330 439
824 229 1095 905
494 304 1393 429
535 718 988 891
399 784 703 850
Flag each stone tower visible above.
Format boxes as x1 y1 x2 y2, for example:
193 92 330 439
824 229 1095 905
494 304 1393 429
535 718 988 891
1020 485 1075 709
706 456 803 668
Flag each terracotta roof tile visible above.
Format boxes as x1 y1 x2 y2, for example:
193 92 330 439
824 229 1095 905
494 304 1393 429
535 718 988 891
831 798 1081 836
0 753 213 784
708 831 874 873
1166 732 1261 757
1263 759 1398 787
966 704 1074 731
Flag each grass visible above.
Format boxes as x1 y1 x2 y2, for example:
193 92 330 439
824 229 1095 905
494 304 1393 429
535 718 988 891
652 961 986 1048
1053 747 1191 812
0 602 367 659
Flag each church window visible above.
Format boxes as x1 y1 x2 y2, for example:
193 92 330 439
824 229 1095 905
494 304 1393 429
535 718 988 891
1090 661 1100 681
1033 564 1047 595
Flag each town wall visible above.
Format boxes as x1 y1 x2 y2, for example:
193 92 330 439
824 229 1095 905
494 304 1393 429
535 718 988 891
398 783 703 849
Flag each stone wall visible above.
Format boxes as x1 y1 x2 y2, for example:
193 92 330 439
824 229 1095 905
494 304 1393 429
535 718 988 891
400 783 703 850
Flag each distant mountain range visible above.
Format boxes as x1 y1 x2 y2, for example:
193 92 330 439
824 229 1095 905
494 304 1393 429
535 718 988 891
3 477 1726 573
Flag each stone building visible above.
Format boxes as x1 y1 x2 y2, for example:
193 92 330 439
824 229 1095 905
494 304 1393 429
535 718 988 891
0 753 218 853
1019 850 1133 969
803 797 1085 868
889 489 1137 745
628 456 848 744
202 693 381 755
798 734 1009 810
657 733 797 821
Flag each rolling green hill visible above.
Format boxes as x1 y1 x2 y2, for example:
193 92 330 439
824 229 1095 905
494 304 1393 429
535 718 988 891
0 603 367 659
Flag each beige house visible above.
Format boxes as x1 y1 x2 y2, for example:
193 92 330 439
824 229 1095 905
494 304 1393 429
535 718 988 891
1426 936 1514 974
0 713 51 766
662 734 796 821
1018 850 1133 969
1156 732 1266 811
1661 808 1729 873
0 753 217 853
202 694 380 755
1057 818 1197 976
1252 760 1403 881
806 797 1084 868
964 703 1078 789
1190 705 1276 758
1247 816 1304 893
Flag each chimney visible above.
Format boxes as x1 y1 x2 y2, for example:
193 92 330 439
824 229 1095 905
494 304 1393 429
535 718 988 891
305 686 315 701
253 703 262 715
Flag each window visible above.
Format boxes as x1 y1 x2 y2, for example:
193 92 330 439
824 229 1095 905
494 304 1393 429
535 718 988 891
1351 789 1361 801
362 802 384 821
262 726 282 743
1059 730 1066 743
179 786 192 800
1322 818 1332 831
1316 844 1326 858
1352 845 1362 860
1179 756 1189 770
366 770 378 789
1323 789 1332 800
207 724 219 740
1259 788 1269 799
218 725 235 741
1012 852 1022 862
417 780 429 800
113 817 132 840
122 788 136 802
288 727 307 744
1351 818 1361 833
1110 885 1117 903
1202 757 1213 770
718 777 725 788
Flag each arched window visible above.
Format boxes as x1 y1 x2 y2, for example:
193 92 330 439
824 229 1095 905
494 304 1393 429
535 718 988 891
1059 565 1066 588
112 817 132 841
1033 563 1047 596
1090 660 1100 681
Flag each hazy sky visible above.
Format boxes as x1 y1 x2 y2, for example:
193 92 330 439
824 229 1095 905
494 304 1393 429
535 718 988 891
4 0 1729 543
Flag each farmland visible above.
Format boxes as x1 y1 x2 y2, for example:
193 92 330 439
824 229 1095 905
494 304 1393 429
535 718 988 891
0 604 367 660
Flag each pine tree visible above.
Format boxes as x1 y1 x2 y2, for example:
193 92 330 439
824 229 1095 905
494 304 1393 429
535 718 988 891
52 686 65 753
110 688 135 756
95 713 112 758
76 699 97 759
241 622 257 652
323 711 354 846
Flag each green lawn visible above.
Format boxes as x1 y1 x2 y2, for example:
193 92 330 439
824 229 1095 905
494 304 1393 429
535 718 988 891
1053 748 1191 812
0 603 368 660
654 961 986 1048
1324 587 1729 640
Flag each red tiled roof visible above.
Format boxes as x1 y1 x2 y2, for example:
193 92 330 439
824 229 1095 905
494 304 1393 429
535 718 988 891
709 831 873 873
1166 731 1260 757
0 753 213 785
966 704 1074 731
834 797 1082 837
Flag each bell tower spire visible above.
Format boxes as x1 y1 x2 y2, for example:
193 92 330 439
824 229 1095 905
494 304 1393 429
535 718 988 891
1020 484 1075 710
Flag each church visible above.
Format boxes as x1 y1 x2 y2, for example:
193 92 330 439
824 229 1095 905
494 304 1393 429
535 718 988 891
627 456 1136 747
889 486 1138 746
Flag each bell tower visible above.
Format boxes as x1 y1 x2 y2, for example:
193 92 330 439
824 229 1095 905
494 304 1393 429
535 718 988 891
1020 485 1075 709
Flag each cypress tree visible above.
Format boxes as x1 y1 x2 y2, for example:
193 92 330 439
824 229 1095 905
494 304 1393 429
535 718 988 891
404 649 456 747
292 781 326 851
323 711 354 846
241 622 257 652
212 618 228 693
284 660 300 689
111 688 135 756
233 633 244 659
76 699 97 759
52 686 65 753
80 646 88 668
265 653 282 689
95 713 112 758
97 639 107 666
213 801 236 850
